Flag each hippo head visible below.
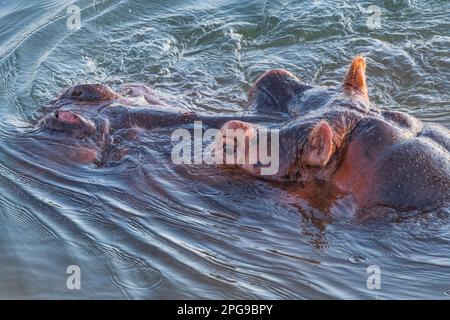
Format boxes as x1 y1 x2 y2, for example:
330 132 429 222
35 83 125 163
36 82 173 163
217 57 372 180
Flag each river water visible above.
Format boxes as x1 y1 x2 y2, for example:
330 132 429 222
0 0 449 299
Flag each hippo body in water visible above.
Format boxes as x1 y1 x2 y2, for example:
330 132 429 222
36 57 450 217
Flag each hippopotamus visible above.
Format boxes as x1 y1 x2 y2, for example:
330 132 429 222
35 83 282 164
35 56 450 217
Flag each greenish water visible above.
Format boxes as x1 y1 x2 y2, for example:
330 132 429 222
0 0 449 299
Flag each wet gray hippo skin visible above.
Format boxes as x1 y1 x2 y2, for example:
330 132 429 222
36 57 450 216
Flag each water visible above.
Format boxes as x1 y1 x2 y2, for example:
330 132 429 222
0 0 449 299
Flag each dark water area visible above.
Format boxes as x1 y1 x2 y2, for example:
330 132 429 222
0 0 449 299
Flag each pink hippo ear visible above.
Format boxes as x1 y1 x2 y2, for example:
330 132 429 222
304 121 334 167
344 56 369 101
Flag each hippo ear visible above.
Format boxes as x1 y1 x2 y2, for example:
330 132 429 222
344 56 369 101
304 121 334 167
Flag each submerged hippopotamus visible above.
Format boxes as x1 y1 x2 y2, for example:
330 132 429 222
36 57 450 217
36 82 282 163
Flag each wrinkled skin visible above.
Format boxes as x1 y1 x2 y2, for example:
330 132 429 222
36 57 450 216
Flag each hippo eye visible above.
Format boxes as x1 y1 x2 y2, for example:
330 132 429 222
71 90 82 98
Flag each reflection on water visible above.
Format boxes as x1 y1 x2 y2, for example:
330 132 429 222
0 0 449 299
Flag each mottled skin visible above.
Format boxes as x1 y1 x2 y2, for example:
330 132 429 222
36 57 450 216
